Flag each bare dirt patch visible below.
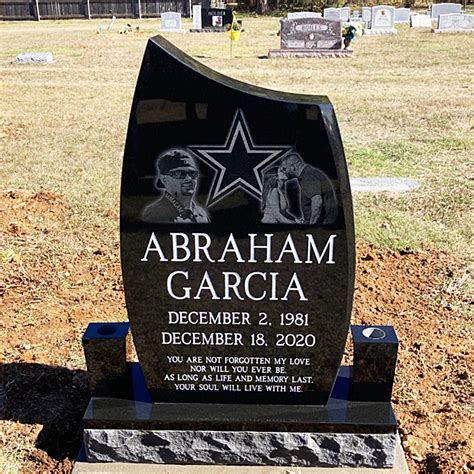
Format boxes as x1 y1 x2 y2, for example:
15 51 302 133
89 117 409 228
1 189 472 473
349 247 472 472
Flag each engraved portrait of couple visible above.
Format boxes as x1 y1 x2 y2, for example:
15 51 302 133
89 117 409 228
260 152 338 225
141 147 337 226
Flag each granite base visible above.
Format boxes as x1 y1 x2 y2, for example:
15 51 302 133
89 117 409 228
83 430 397 468
75 435 409 472
363 29 398 35
82 365 398 467
268 49 353 58
83 365 397 434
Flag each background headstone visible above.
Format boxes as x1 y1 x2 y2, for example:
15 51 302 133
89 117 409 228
107 15 116 31
280 17 342 50
323 8 341 21
192 5 202 30
340 7 351 22
372 5 395 29
434 13 473 32
394 8 411 24
161 12 184 32
431 3 462 20
365 5 397 35
362 7 372 28
200 7 232 30
410 13 432 28
350 177 419 193
288 12 321 19
16 52 54 63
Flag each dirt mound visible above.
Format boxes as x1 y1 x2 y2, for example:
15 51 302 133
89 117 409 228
350 247 472 472
0 189 472 472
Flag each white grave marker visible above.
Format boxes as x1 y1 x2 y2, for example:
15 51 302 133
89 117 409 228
324 8 342 20
16 52 54 63
362 7 372 28
107 15 116 31
434 13 473 33
431 3 462 20
394 8 411 24
410 14 432 28
288 12 321 19
365 5 397 35
192 5 202 30
340 7 351 22
161 12 184 32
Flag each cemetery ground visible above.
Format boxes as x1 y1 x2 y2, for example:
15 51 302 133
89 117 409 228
0 15 472 473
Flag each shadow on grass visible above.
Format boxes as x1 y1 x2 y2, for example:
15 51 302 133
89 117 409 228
1 363 89 461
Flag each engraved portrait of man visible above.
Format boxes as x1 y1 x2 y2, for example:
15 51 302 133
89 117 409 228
278 152 338 225
141 147 210 224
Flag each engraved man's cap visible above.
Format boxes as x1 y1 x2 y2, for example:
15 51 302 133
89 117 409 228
157 148 197 175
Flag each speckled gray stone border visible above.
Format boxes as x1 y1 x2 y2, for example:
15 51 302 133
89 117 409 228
83 429 397 468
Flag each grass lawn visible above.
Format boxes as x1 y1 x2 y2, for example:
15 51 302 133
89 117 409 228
1 17 472 262
0 17 473 473
1 17 473 261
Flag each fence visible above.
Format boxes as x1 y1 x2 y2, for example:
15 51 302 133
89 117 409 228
1 0 471 20
0 0 190 20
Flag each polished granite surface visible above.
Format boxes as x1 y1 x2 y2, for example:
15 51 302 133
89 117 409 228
83 364 396 434
120 35 355 405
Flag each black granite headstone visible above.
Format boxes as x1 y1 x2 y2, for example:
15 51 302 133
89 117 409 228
120 35 355 406
201 7 232 29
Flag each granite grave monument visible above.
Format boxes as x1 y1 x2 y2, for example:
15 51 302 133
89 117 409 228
394 7 411 24
410 13 432 28
160 12 185 33
431 2 462 20
433 13 473 33
268 17 352 58
364 5 398 35
191 5 232 32
80 35 400 468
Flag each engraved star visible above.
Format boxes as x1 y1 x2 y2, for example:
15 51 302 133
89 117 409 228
190 109 292 207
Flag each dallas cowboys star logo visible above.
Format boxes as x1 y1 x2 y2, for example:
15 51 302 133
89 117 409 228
189 109 292 207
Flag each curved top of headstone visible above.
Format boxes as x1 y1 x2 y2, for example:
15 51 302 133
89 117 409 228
145 35 330 105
